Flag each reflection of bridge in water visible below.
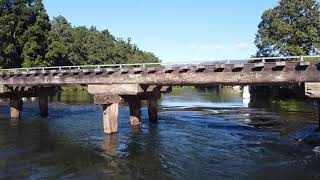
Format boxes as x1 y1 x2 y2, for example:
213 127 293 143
0 55 320 134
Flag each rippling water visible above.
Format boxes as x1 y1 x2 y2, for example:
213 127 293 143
0 87 320 179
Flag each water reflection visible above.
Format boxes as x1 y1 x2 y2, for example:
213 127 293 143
102 134 118 157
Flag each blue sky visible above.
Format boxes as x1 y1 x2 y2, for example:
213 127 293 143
43 0 278 62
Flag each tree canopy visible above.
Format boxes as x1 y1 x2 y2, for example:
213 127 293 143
0 0 50 68
255 0 320 57
0 0 160 68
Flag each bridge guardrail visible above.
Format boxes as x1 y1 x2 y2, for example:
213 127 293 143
0 55 319 73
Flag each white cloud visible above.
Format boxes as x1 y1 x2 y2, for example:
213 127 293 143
235 42 249 48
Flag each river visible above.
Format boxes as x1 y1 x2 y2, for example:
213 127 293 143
0 87 319 179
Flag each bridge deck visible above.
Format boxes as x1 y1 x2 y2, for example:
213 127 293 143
0 61 319 86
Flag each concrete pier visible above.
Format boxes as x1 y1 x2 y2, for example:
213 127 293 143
128 98 142 127
148 98 158 122
102 103 119 134
10 97 22 119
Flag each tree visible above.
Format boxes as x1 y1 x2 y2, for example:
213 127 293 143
0 1 159 69
0 0 50 68
255 0 320 57
45 16 73 66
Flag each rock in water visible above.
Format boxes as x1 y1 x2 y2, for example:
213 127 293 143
302 129 320 146
312 146 320 154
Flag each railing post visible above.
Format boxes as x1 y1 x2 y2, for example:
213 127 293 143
300 56 304 62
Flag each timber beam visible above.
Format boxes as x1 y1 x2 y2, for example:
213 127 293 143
0 85 58 98
1 61 320 86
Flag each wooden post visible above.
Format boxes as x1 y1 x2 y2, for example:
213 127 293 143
128 98 141 127
39 94 48 117
318 99 320 127
10 97 23 119
148 98 158 122
102 103 119 134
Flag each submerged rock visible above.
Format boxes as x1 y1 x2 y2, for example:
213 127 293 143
312 146 320 154
302 129 320 146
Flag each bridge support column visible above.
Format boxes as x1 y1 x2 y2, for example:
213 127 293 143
102 103 119 134
10 97 23 119
317 99 320 127
39 93 48 117
93 94 123 134
148 98 158 122
128 98 142 127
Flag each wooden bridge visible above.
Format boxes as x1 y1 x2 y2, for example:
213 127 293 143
1 55 320 134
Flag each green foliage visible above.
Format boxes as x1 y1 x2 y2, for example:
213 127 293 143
0 0 50 68
0 1 160 68
46 18 160 66
255 0 320 57
45 16 73 66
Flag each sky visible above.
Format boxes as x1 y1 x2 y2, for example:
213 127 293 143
43 0 279 63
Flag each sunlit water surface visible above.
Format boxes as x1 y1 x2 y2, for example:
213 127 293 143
0 87 319 179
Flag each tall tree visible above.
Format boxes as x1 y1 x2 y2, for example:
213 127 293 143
0 0 50 68
45 16 73 66
255 0 320 57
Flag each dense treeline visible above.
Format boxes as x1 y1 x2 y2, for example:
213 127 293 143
0 0 159 69
255 0 320 57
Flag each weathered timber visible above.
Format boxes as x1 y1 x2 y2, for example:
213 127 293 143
0 86 57 98
146 85 158 92
102 103 119 134
128 97 142 127
94 94 123 104
0 61 319 86
0 85 10 93
88 84 144 95
305 83 320 98
38 88 49 117
148 98 158 122
160 86 172 93
10 97 23 119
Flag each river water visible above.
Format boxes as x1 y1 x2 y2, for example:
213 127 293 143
0 87 319 179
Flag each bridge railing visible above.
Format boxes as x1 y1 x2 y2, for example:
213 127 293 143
0 55 319 73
